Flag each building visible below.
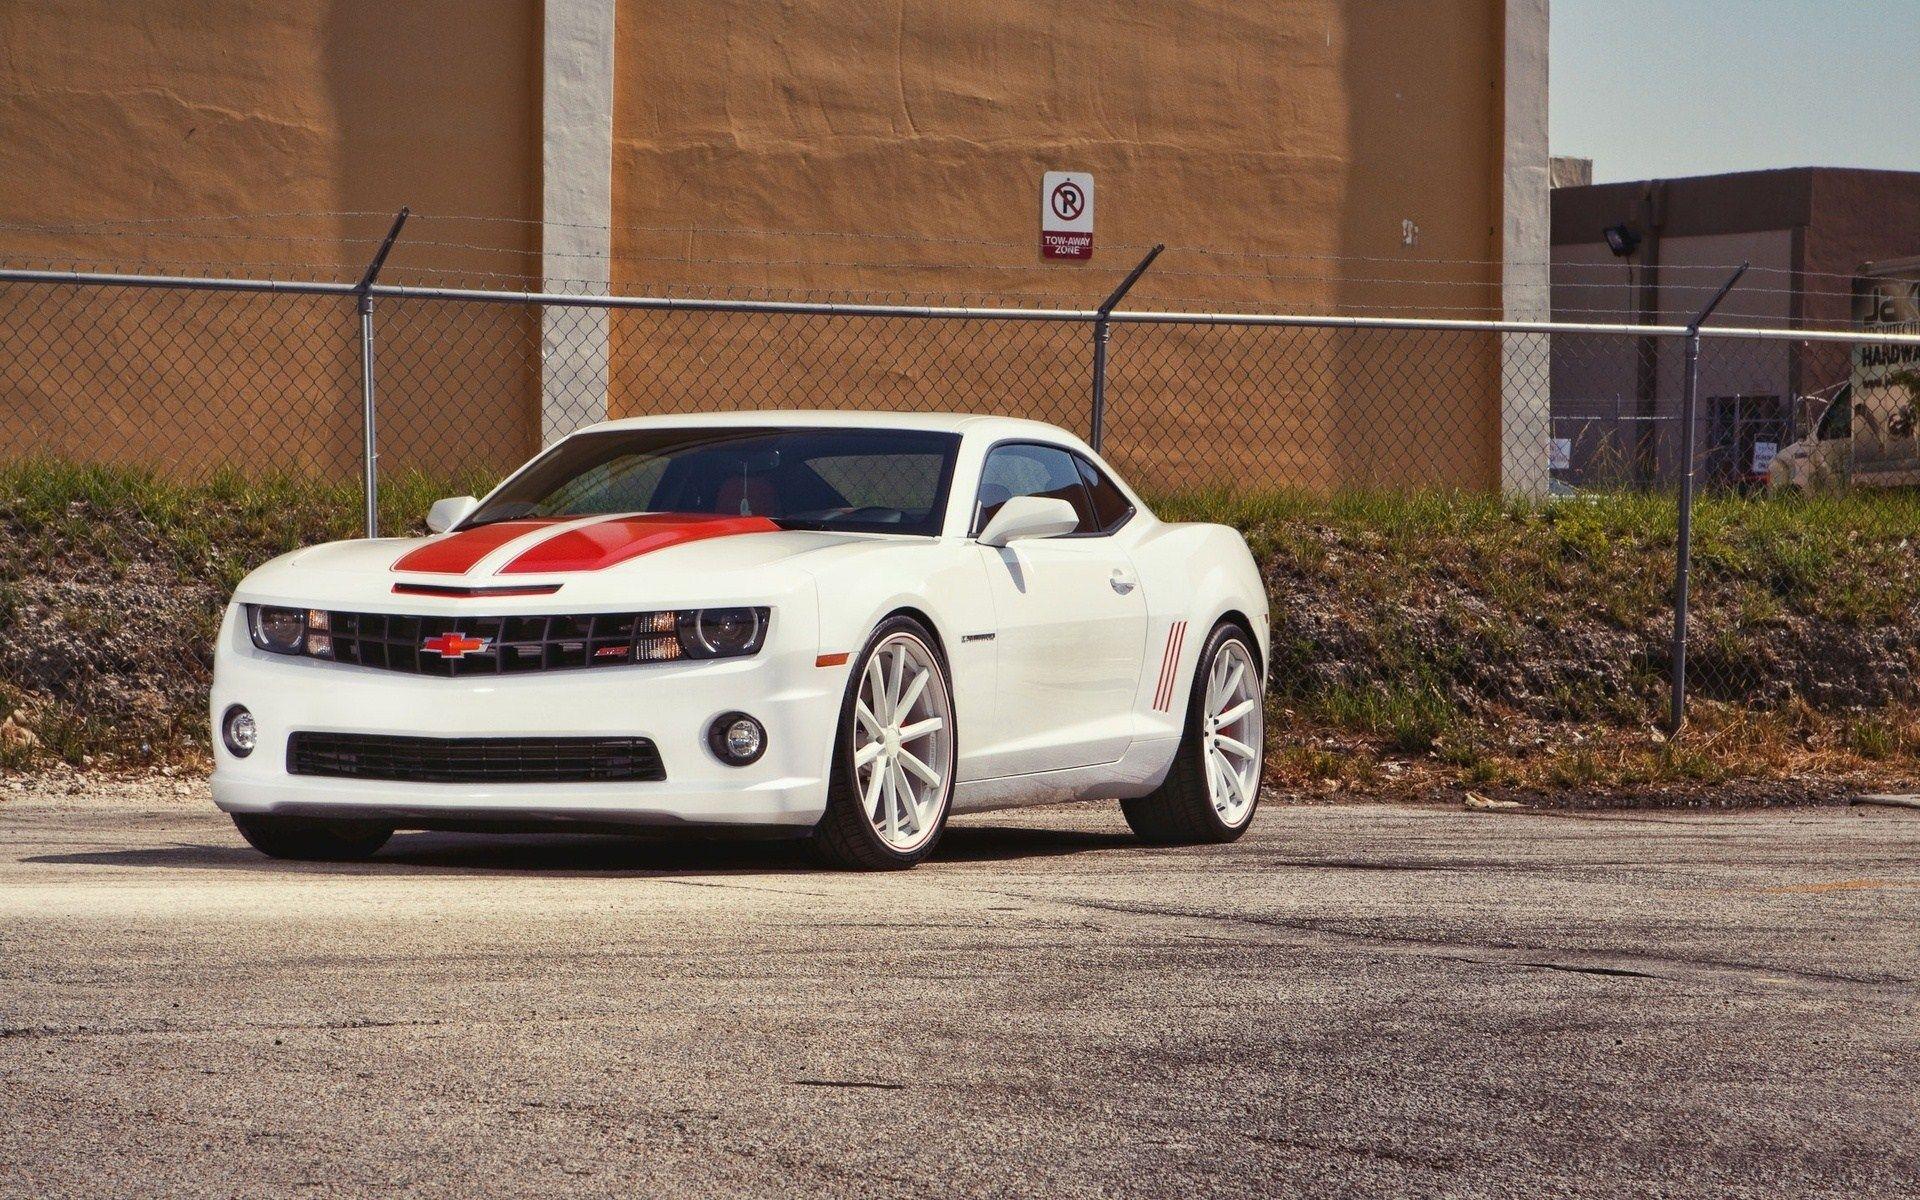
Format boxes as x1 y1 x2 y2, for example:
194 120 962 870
0 1 1549 493
1551 167 1920 488
1551 157 1593 189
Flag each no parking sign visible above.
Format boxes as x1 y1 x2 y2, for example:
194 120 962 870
1041 171 1094 260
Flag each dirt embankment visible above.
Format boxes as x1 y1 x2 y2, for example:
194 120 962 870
5 468 1920 800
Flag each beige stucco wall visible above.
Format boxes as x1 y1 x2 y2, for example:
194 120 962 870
0 0 542 479
0 0 1518 492
609 0 1511 490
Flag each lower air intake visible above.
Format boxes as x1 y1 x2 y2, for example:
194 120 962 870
286 732 666 784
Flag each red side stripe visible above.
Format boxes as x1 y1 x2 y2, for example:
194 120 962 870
498 513 781 575
1153 627 1172 710
1153 620 1187 712
391 519 565 575
1168 621 1188 709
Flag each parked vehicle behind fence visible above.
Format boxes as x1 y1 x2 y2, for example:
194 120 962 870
1770 256 1920 491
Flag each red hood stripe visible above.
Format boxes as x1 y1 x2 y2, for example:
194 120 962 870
498 513 781 575
392 519 566 575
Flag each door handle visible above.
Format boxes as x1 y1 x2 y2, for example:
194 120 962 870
1109 567 1137 595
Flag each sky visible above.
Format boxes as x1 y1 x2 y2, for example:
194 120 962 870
1552 0 1920 183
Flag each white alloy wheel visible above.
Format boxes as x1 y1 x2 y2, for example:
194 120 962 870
1201 638 1263 828
851 632 954 853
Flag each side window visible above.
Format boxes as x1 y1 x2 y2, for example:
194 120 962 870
1074 454 1135 533
972 443 1096 535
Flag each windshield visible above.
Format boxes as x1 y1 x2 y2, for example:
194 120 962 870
465 426 963 536
1816 387 1852 441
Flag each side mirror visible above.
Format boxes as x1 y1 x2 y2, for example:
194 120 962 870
978 495 1080 547
425 495 479 534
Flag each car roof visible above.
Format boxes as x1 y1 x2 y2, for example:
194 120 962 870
578 409 1093 447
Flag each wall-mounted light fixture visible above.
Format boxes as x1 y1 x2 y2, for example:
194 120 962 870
1603 223 1643 257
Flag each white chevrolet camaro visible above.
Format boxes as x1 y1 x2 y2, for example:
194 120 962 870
211 412 1270 869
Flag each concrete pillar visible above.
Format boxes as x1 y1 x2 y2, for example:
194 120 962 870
540 0 616 444
1501 0 1552 496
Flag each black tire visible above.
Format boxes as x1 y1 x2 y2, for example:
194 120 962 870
231 813 394 861
1123 621 1264 845
807 615 957 870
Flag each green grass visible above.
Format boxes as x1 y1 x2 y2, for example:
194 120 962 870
1149 483 1920 791
1316 681 1455 754
1154 485 1683 629
1150 484 1920 630
0 459 492 592
0 460 494 767
1845 717 1900 761
7 462 1920 785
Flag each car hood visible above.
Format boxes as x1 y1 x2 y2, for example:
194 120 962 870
235 514 885 610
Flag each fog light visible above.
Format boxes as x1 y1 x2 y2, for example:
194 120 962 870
222 705 258 758
708 711 766 766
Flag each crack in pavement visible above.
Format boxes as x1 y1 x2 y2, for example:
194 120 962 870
1506 961 1666 981
1255 857 1661 873
980 890 1907 994
1 1017 452 1041
656 878 832 897
1243 1130 1460 1172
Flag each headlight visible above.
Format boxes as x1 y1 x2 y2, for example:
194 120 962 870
678 607 769 659
248 605 307 654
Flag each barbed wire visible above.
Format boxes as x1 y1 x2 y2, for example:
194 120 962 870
384 238 1874 306
0 241 1873 311
0 253 362 281
0 210 400 232
0 271 1878 331
0 210 1900 288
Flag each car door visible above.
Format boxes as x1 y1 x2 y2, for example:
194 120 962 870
968 442 1148 777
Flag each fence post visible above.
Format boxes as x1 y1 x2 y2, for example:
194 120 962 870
1669 261 1749 730
352 208 410 538
1088 244 1164 453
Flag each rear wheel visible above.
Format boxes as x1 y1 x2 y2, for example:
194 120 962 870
808 617 957 870
231 813 394 861
1123 621 1264 844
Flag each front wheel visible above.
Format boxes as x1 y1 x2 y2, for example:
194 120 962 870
807 616 957 870
231 813 394 861
1123 621 1264 844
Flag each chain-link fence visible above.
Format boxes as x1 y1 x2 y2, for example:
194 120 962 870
4 259 1920 751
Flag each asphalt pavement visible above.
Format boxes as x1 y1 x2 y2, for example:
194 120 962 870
2 782 1916 1198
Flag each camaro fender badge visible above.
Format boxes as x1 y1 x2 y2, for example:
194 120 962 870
422 632 492 659
960 632 996 643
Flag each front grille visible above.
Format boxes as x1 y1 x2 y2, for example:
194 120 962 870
287 732 667 784
321 610 682 676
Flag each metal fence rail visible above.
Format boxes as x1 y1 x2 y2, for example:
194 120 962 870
5 249 1920 728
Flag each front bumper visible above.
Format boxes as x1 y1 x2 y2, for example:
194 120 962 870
209 605 842 831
